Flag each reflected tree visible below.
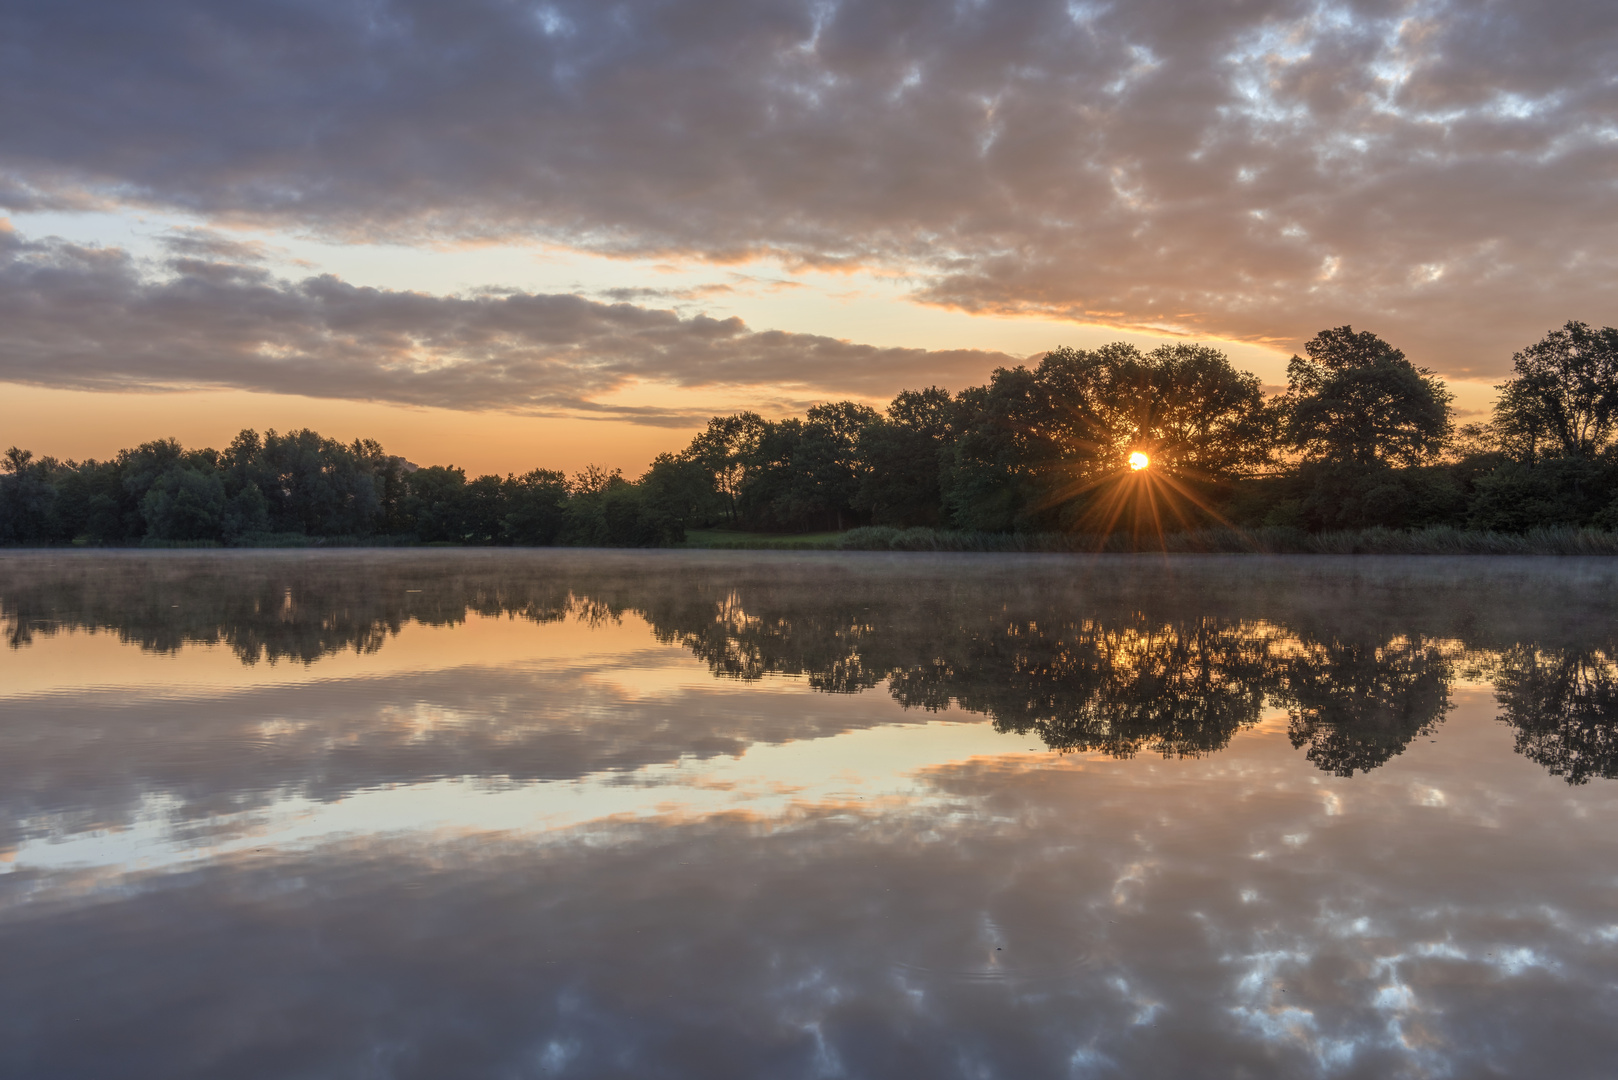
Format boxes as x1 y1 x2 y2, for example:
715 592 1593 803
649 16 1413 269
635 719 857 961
1494 646 1618 784
1275 638 1454 776
893 618 1277 759
13 553 1618 785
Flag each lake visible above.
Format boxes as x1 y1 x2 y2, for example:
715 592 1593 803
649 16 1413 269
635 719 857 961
3 550 1617 1078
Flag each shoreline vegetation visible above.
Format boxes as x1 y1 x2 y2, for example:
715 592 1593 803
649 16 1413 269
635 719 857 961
70 524 1618 555
6 322 1618 554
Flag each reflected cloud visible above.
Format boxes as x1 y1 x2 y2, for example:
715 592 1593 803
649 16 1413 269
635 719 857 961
4 552 1618 1076
7 700 1617 1079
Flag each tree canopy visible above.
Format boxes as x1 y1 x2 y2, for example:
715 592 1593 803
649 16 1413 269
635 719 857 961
1283 326 1453 467
1493 321 1618 462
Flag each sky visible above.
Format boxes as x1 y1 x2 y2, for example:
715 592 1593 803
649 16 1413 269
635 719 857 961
2 0 1614 476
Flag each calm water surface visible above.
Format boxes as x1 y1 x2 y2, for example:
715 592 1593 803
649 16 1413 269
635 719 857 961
3 550 1617 1078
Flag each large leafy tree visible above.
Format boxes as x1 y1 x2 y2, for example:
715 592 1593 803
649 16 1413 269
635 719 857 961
784 401 881 530
945 342 1276 531
1283 326 1452 466
854 387 955 527
1493 321 1618 462
684 412 766 525
1092 342 1276 479
943 364 1071 531
0 447 62 543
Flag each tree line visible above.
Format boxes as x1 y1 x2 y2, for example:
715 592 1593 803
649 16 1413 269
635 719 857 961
3 320 1617 546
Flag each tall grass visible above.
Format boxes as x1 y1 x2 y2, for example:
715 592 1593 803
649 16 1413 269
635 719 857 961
825 525 1618 555
89 525 1618 554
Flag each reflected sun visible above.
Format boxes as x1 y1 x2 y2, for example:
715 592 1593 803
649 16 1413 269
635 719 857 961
1128 451 1150 471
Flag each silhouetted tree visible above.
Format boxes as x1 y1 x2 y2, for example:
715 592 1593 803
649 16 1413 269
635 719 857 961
142 466 227 541
943 364 1080 531
685 413 766 525
943 342 1276 532
1283 327 1452 467
1086 342 1277 479
404 465 469 542
781 402 880 530
503 469 570 544
0 448 60 544
1493 321 1618 463
855 387 954 527
638 454 710 533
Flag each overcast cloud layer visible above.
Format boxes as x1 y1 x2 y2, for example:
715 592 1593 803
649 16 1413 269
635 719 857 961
2 0 1616 391
0 227 1011 422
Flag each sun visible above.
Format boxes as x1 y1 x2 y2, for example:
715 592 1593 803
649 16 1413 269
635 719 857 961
1128 451 1150 471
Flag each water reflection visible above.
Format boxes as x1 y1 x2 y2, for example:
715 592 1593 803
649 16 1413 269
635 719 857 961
1493 645 1618 784
5 551 1616 783
4 552 1618 1078
1277 637 1455 777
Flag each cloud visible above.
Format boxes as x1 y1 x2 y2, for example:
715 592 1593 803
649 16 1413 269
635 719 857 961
157 226 271 263
594 282 737 303
0 228 1013 421
1 0 1615 374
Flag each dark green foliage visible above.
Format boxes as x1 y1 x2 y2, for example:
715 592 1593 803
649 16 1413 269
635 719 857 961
256 430 383 536
683 413 765 525
855 388 954 526
0 427 688 548
403 465 470 542
637 454 711 532
142 466 227 541
562 466 686 547
0 448 62 544
503 469 570 545
784 402 881 530
1467 457 1618 531
942 366 1057 532
710 403 882 531
1493 321 1618 462
1283 326 1452 466
1290 462 1465 531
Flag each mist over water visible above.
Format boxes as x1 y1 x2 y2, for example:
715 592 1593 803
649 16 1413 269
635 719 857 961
3 551 1617 1078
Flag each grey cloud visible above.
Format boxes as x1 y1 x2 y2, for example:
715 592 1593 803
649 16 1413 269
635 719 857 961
594 282 736 303
157 227 271 263
2 0 1614 375
0 228 1013 420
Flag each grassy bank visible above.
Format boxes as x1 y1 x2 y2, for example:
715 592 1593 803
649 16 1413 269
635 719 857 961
688 524 1618 555
34 524 1618 554
679 529 846 550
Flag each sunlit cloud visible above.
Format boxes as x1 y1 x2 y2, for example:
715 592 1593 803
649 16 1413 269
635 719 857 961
0 227 1015 422
0 0 1612 381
